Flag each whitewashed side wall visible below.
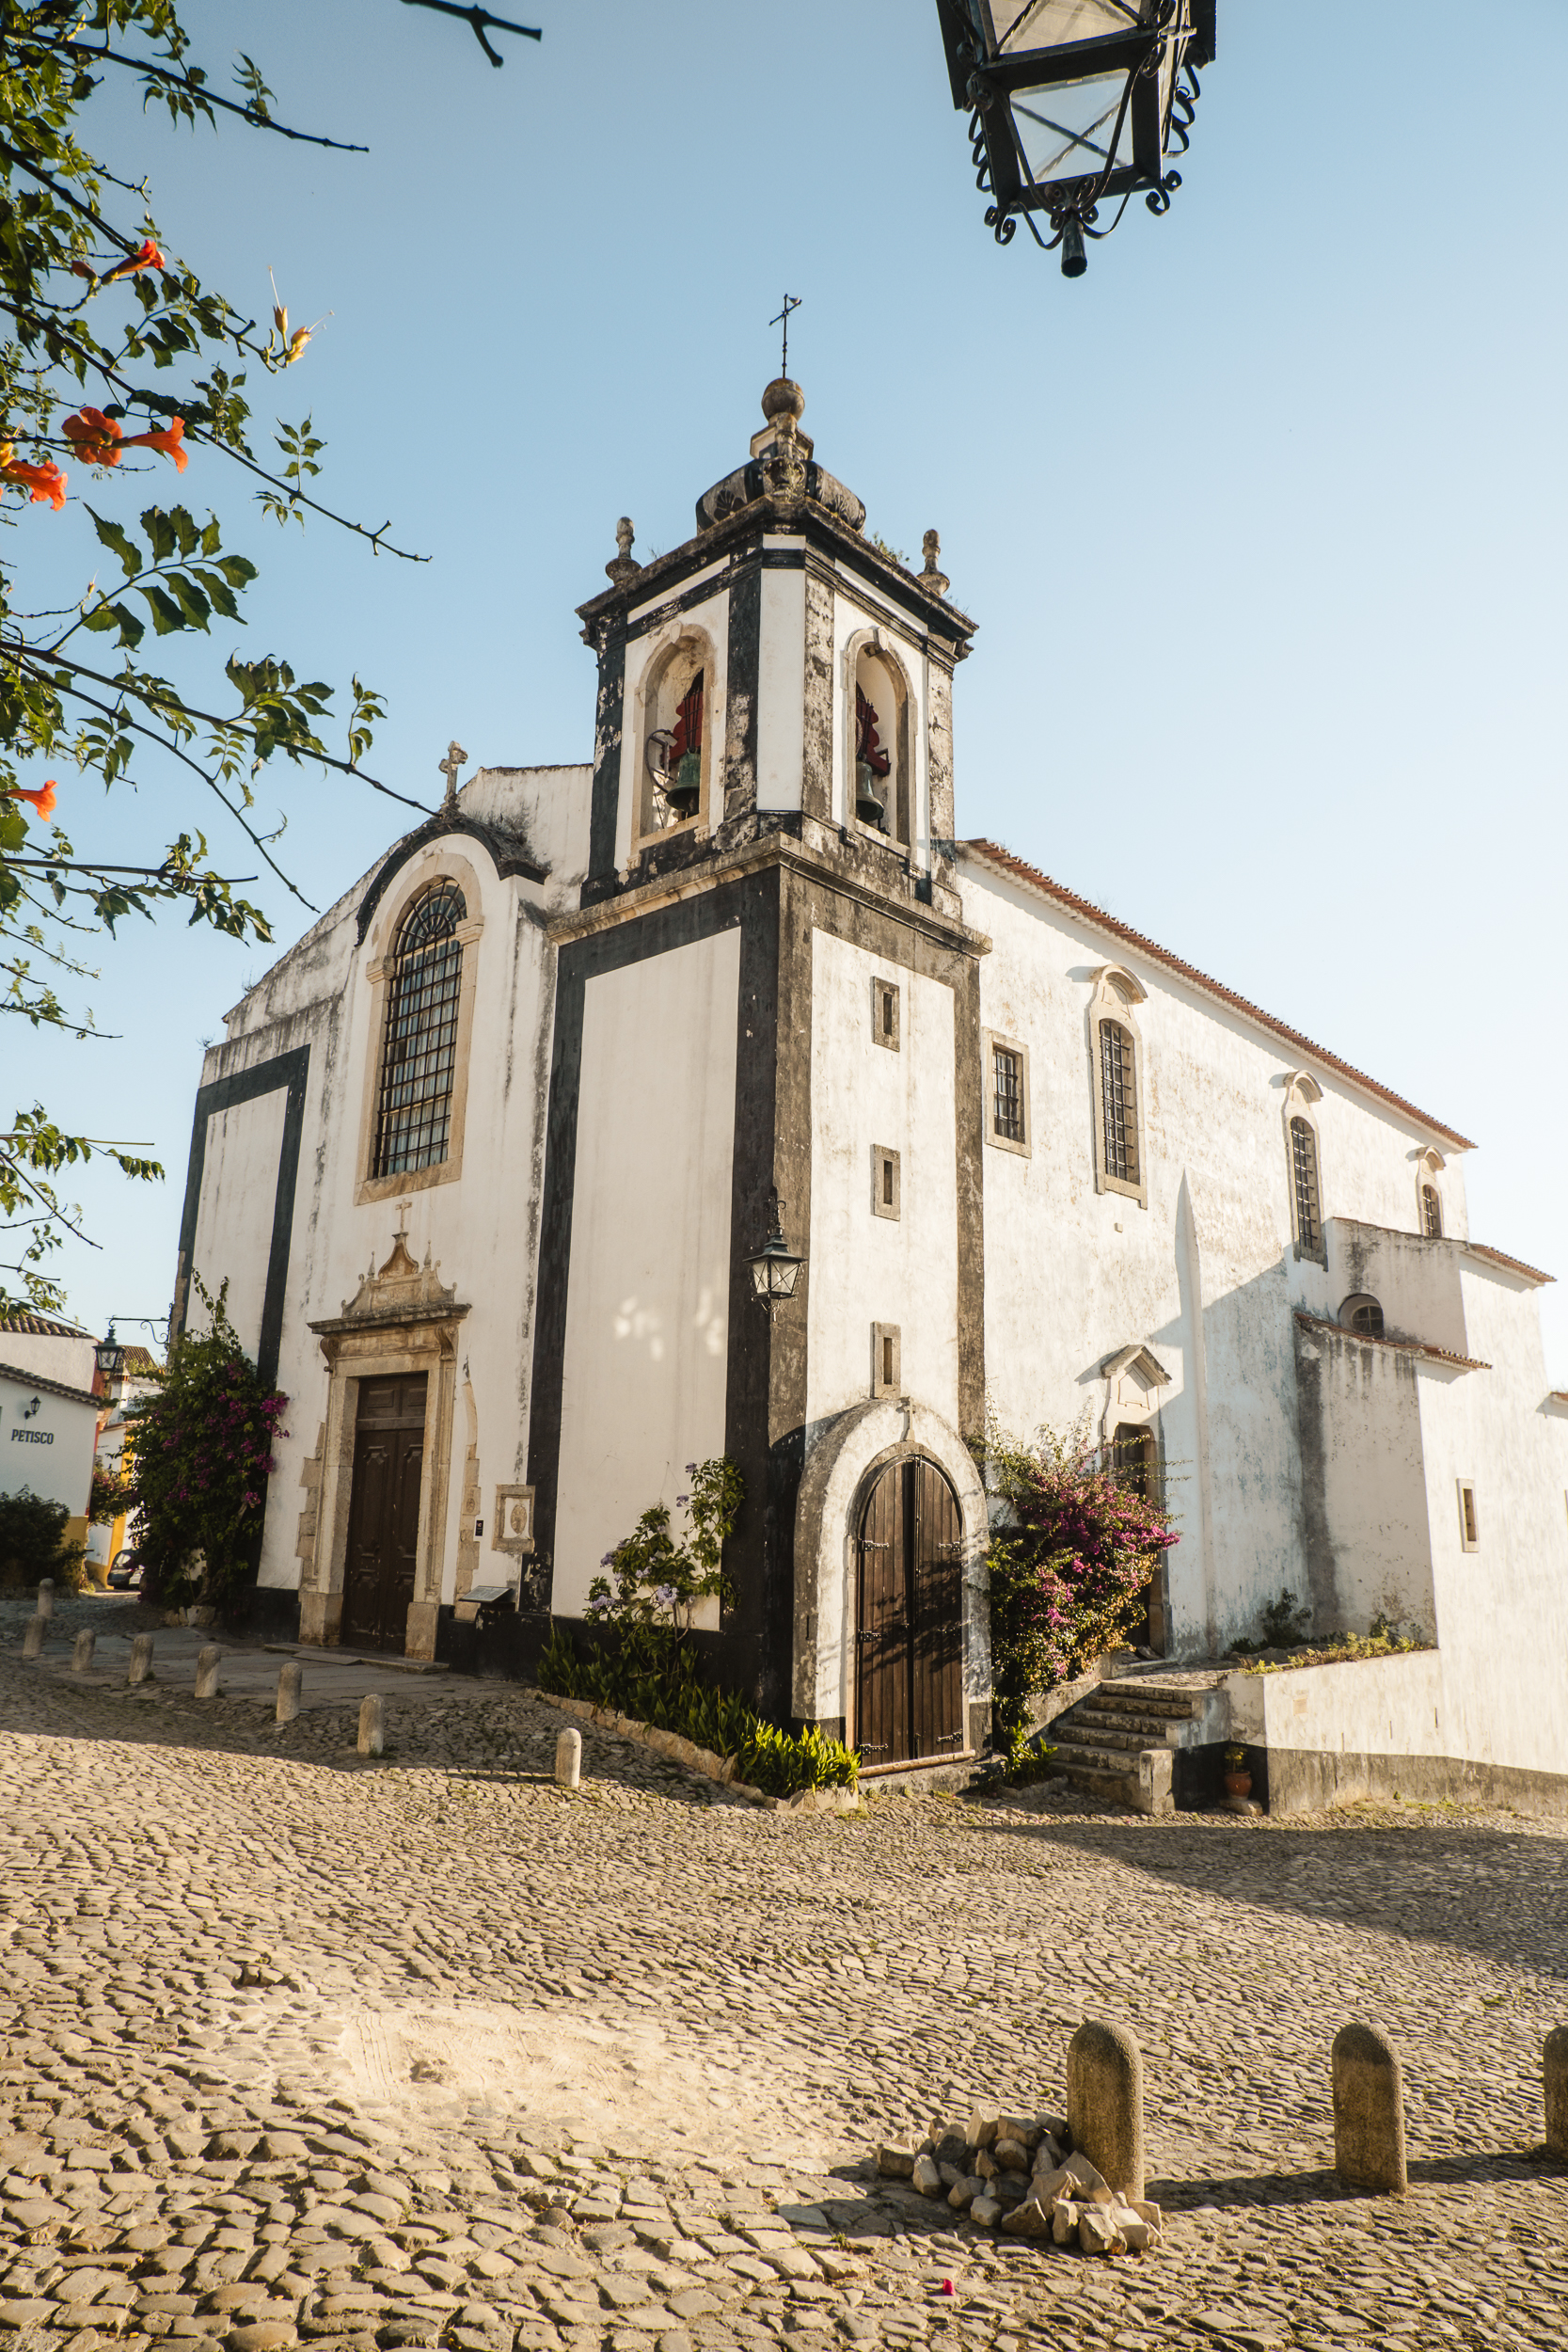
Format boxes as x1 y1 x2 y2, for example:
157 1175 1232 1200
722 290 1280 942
805 930 958 1431
963 855 1476 1655
1292 1321 1439 1635
0 1372 97 1518
756 554 806 812
1414 1266 1568 1776
0 1328 98 1391
552 928 740 1616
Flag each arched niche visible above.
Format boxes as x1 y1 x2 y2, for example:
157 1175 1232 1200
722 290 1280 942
635 625 719 847
845 628 914 848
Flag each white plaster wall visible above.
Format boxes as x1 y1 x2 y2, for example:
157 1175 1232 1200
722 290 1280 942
552 927 740 1616
1227 1649 1449 1756
187 1089 290 1361
964 854 1481 1657
1 1372 97 1516
613 585 730 865
0 1328 97 1391
806 930 958 1429
1325 1222 1471 1359
1292 1322 1439 1634
832 589 927 859
756 563 805 812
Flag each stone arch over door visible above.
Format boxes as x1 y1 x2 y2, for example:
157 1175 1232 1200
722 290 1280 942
792 1397 990 1752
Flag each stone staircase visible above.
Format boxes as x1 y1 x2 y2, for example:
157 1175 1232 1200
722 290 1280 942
1045 1673 1229 1814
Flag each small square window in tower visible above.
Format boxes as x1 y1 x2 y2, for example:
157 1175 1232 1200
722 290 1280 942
1457 1480 1480 1552
871 1146 901 1221
985 1031 1031 1156
871 1323 902 1398
872 977 901 1051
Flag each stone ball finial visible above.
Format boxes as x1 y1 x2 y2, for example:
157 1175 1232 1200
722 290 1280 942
761 376 806 425
919 528 951 601
605 515 641 588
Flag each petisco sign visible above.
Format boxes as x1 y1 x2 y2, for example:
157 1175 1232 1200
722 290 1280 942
9 1426 55 1444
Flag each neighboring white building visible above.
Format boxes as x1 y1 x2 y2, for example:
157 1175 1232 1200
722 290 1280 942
1 1313 101 1561
85 1346 163 1578
172 380 1568 1804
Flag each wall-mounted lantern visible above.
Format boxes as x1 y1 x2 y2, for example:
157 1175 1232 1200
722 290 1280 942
934 0 1216 276
745 1188 805 1321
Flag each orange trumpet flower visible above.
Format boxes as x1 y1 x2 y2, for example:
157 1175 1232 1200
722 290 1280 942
15 780 59 819
122 416 187 472
62 407 124 468
104 237 166 282
0 446 68 509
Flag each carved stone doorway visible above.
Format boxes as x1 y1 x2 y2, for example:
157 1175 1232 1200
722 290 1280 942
342 1374 427 1649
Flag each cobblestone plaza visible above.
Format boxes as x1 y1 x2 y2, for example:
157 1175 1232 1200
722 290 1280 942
4 1598 1565 2352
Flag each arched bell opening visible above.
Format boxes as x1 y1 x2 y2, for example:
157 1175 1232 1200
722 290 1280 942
853 1453 964 1768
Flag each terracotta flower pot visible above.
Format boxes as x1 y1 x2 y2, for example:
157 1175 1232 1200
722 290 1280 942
1223 1770 1252 1799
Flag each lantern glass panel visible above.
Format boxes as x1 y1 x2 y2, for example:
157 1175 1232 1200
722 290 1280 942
978 0 1153 58
1008 72 1133 184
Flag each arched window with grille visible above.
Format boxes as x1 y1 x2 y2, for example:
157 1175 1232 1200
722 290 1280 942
1088 966 1148 1208
1421 1181 1443 1238
372 881 467 1178
1291 1115 1323 1260
1100 1019 1140 1185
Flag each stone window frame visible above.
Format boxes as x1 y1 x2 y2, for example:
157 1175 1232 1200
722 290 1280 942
871 1322 902 1399
871 1144 902 1221
630 620 721 857
1087 965 1148 1209
1417 1146 1446 1238
872 975 901 1051
356 850 484 1209
983 1027 1031 1158
1456 1478 1481 1552
843 624 916 850
1282 1070 1326 1265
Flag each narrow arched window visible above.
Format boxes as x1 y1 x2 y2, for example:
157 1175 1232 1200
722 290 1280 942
373 881 466 1177
1291 1116 1322 1257
1421 1182 1443 1238
1100 1019 1140 1186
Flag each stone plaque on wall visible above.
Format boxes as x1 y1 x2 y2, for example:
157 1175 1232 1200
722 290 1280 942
491 1484 535 1555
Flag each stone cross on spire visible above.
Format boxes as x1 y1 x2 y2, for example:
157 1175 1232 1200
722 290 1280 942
438 739 467 814
769 292 801 380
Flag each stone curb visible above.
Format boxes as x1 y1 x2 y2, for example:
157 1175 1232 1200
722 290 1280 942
536 1689 863 1815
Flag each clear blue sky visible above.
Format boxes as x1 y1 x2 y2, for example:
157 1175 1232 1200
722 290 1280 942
13 0 1568 1380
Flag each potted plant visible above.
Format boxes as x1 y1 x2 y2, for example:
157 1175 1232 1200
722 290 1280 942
1222 1741 1252 1799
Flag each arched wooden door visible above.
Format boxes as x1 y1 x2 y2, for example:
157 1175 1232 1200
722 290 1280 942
855 1457 965 1767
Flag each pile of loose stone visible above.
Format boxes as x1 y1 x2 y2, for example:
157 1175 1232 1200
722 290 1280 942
876 2113 1161 2258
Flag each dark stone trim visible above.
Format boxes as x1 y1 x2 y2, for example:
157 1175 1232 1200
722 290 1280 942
585 619 626 892
723 561 761 827
174 1045 309 1393
356 813 546 945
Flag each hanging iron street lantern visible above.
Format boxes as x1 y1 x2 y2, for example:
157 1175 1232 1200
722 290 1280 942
745 1189 805 1322
94 1324 126 1383
934 1 1217 277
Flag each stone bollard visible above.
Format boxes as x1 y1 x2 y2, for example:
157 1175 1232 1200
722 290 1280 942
127 1632 154 1687
71 1628 96 1675
194 1645 222 1698
276 1661 303 1723
36 1577 55 1622
555 1726 582 1790
23 1613 45 1660
357 1693 385 1757
1332 2022 1407 2193
1545 2026 1568 2160
1066 2019 1145 2201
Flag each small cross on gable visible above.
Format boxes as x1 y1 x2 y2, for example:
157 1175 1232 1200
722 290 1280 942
437 739 467 811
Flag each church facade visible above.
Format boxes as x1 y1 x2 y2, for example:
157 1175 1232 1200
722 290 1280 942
173 381 1568 1794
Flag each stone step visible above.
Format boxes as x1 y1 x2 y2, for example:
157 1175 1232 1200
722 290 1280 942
1058 1761 1143 1806
1051 1720 1148 1754
1050 1736 1145 1771
1088 1684 1208 1718
1066 1705 1187 1742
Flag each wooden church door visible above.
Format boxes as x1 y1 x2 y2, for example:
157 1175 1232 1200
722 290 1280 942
855 1458 965 1766
342 1374 426 1650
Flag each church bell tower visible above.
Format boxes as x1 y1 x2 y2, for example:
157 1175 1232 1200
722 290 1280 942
530 380 989 1743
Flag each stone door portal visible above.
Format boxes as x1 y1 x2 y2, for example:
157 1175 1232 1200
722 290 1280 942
342 1374 427 1649
855 1456 964 1767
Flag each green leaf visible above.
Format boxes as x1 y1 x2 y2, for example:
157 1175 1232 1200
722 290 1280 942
86 506 143 580
135 583 188 636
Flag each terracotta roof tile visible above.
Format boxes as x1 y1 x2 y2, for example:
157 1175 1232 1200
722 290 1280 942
1293 1311 1490 1373
0 1310 94 1339
960 840 1476 1151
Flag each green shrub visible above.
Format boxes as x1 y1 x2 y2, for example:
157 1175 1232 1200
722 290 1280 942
541 1455 858 1799
0 1486 86 1591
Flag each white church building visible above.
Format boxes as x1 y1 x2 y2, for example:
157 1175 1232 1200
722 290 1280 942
174 378 1568 1804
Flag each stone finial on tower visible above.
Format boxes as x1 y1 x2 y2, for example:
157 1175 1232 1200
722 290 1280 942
437 739 467 814
605 516 641 588
919 529 951 601
759 378 808 510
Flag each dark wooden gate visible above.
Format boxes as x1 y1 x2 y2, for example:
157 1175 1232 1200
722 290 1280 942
855 1457 965 1767
341 1373 426 1651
